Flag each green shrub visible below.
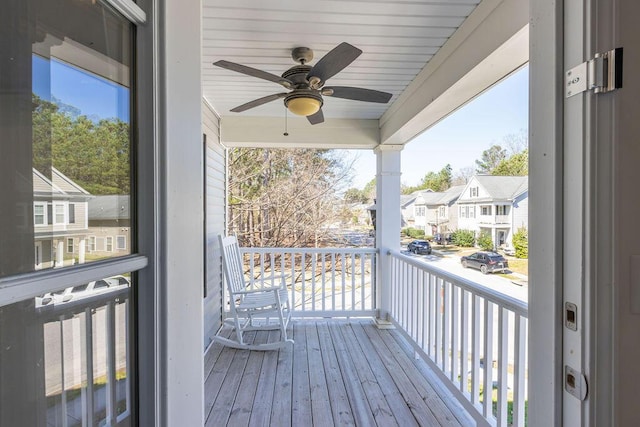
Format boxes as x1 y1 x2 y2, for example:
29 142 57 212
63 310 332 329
477 232 494 251
403 227 425 238
452 229 475 247
512 227 528 258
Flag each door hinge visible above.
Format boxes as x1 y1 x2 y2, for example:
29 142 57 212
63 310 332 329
565 47 623 98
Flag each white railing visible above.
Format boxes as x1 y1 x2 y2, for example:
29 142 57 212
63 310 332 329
388 250 528 427
239 247 377 317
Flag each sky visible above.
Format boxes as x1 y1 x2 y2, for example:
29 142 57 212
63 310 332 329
345 65 529 189
32 55 130 123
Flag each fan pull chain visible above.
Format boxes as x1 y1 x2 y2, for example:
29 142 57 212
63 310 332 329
283 108 289 136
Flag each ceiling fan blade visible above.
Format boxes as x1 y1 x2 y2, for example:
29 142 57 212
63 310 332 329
230 93 287 113
307 43 362 84
307 109 324 125
324 86 393 103
213 60 293 88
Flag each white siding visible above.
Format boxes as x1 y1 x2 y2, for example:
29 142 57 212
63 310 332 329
511 192 528 242
203 99 225 348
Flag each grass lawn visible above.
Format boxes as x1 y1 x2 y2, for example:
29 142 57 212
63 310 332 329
505 258 528 276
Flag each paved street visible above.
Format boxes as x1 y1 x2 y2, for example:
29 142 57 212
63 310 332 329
402 249 528 303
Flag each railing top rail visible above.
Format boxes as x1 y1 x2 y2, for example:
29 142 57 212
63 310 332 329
388 249 528 317
240 247 378 255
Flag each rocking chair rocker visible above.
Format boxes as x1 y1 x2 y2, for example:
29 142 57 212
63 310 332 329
214 235 294 350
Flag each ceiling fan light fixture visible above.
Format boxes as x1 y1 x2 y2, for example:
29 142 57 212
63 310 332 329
285 92 323 116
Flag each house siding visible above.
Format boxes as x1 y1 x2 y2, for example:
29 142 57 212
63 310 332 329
511 191 528 239
203 99 225 348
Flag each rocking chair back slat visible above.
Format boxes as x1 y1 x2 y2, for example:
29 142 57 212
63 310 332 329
219 235 247 294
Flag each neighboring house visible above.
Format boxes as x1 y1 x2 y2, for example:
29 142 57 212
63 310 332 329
33 167 92 269
400 193 418 227
412 185 465 235
87 195 131 257
456 175 528 248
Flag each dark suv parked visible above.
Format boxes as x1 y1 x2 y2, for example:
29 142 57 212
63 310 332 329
434 233 452 245
407 240 432 255
460 251 509 274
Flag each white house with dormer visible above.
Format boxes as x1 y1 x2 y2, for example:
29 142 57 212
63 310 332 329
412 185 465 235
456 175 528 248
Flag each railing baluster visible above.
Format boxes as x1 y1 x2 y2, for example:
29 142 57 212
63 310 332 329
351 253 356 312
331 252 336 311
472 294 481 406
443 280 451 375
497 307 509 426
311 252 317 311
360 254 365 310
341 252 346 311
301 252 306 311
419 269 425 350
321 253 326 312
513 315 527 427
483 300 494 419
460 290 470 395
452 284 460 383
429 273 436 359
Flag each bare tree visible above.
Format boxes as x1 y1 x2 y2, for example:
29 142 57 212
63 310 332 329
452 166 475 185
502 128 528 155
229 148 352 248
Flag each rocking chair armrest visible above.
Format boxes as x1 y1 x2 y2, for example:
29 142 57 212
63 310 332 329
234 285 284 295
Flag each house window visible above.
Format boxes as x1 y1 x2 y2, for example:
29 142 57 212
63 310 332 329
460 206 466 218
439 206 446 217
116 235 127 250
106 236 113 252
1 0 139 423
54 204 65 224
481 205 492 215
470 187 479 197
34 203 46 225
88 236 96 252
497 205 509 215
469 206 475 218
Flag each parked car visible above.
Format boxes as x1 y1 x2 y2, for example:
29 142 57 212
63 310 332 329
407 240 432 255
460 251 509 274
434 233 452 245
501 245 516 256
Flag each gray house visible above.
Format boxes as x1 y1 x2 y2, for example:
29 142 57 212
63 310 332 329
87 195 131 257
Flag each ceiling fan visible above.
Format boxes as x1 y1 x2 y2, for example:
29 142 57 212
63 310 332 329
213 42 393 125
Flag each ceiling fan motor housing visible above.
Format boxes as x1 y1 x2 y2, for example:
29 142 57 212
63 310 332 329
282 65 313 87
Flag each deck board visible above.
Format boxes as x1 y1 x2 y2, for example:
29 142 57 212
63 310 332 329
205 320 475 427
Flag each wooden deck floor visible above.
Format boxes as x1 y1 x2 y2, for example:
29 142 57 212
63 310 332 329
204 319 475 427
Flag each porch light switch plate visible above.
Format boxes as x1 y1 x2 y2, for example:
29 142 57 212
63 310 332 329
630 255 640 314
566 62 587 97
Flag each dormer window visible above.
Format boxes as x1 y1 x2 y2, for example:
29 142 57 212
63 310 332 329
470 187 479 197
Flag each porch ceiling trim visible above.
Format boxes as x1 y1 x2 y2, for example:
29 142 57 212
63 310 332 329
220 116 379 149
380 0 529 146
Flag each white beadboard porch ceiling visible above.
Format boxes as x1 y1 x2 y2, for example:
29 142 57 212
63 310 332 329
202 0 483 121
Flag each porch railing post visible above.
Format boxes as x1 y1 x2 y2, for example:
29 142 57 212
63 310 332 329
374 145 403 321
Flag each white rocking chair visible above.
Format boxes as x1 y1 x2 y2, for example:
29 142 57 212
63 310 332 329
214 235 294 350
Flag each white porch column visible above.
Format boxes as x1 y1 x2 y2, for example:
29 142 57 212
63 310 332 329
375 145 403 321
